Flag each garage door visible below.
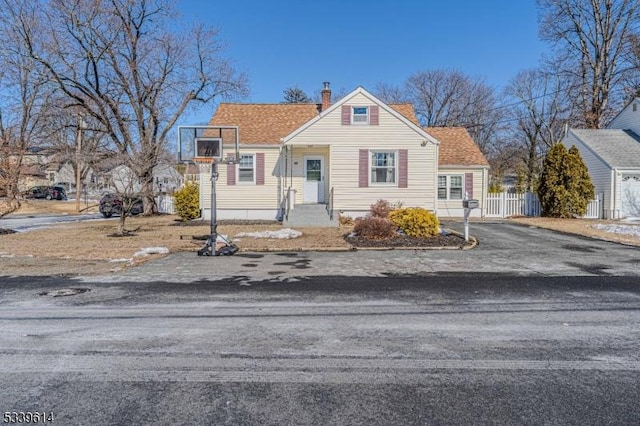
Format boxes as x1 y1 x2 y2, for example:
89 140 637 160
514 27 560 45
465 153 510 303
621 174 640 217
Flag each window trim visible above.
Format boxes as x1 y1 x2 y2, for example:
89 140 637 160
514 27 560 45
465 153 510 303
236 153 256 184
352 106 370 125
369 150 398 186
438 174 464 200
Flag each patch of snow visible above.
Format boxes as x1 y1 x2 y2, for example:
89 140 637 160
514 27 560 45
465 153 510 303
133 246 170 257
592 223 640 238
110 258 133 263
234 228 302 239
0 253 15 258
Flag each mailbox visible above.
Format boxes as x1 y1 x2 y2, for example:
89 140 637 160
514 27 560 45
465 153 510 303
462 199 479 209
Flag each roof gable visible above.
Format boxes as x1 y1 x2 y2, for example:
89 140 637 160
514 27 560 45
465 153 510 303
569 128 640 169
282 86 438 144
607 97 640 129
425 127 489 167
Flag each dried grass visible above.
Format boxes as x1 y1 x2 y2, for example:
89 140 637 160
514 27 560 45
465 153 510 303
509 217 640 247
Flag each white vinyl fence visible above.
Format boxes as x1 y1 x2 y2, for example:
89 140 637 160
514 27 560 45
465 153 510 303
156 195 176 214
485 191 601 219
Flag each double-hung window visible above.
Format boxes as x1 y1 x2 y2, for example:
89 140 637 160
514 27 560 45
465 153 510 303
370 151 396 184
352 106 369 124
438 175 463 200
238 154 255 183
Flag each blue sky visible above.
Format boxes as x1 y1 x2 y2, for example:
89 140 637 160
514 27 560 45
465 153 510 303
179 0 548 124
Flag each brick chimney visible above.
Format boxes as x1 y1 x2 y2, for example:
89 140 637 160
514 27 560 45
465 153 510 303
321 81 331 111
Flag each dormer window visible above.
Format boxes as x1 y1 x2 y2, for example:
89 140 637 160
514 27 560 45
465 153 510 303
352 106 369 124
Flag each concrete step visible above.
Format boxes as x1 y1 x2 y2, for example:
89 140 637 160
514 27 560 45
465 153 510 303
285 204 338 227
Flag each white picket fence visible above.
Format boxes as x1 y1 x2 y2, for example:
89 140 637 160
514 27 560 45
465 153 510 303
156 195 176 214
485 191 601 219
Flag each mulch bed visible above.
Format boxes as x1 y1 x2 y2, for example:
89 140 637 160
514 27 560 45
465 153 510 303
345 232 470 248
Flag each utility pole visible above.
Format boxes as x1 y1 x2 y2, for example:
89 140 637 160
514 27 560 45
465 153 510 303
75 119 84 213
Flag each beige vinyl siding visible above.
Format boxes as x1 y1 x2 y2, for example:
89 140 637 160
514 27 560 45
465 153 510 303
286 147 330 205
608 100 640 133
200 147 281 210
437 167 488 217
564 132 612 217
286 92 437 211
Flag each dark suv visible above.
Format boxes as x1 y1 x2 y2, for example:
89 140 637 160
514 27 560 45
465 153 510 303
23 185 67 200
99 193 144 218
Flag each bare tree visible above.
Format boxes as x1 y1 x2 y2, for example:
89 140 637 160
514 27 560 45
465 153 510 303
537 0 640 128
0 8 54 217
374 82 408 104
504 69 575 191
46 111 112 200
398 69 505 157
4 0 247 216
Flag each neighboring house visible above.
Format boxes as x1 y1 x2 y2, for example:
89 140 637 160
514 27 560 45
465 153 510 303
197 84 489 224
108 162 183 194
564 98 640 219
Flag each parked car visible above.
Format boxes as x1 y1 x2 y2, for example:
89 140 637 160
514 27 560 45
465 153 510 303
23 185 67 200
99 193 143 218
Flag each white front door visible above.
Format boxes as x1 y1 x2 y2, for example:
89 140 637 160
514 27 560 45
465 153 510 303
303 156 324 203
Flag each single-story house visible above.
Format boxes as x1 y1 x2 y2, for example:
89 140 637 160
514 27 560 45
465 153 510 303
564 98 640 219
196 84 489 224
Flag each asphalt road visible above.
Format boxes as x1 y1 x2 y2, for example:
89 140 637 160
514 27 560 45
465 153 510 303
0 213 104 232
1 273 639 425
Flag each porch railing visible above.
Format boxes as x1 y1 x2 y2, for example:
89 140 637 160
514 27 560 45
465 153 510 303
326 186 334 220
284 186 291 220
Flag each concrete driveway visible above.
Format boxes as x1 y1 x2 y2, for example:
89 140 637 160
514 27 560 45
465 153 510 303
84 221 640 283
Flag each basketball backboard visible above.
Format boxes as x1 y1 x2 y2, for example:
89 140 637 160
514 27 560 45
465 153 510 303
178 125 239 163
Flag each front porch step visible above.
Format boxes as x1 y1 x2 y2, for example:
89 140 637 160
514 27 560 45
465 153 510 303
284 203 338 227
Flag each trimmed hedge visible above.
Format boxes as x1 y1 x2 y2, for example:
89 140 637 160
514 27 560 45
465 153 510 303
389 207 439 238
173 182 200 221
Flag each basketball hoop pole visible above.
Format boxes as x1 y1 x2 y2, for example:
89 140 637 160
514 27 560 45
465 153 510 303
181 125 239 256
210 161 219 252
198 160 219 256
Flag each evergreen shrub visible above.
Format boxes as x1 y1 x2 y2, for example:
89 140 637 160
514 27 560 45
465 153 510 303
173 182 200 221
389 207 439 238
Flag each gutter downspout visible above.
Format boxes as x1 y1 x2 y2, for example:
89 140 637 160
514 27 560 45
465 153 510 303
434 142 439 216
482 167 488 218
611 168 617 219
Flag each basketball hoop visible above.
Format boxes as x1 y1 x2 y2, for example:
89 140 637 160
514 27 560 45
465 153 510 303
178 125 239 256
192 157 216 164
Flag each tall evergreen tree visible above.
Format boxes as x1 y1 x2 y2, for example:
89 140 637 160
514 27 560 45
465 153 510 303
538 144 595 217
567 145 595 216
282 86 311 103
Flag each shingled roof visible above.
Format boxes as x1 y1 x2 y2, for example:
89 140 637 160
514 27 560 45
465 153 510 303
570 129 640 168
425 127 489 167
208 103 421 144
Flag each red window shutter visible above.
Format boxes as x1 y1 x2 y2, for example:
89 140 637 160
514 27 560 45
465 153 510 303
226 154 236 185
370 105 379 125
359 149 368 188
227 162 236 186
342 105 351 125
398 149 408 188
256 153 265 185
465 172 473 198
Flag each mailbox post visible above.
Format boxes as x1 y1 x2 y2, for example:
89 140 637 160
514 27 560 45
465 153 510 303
462 198 479 242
